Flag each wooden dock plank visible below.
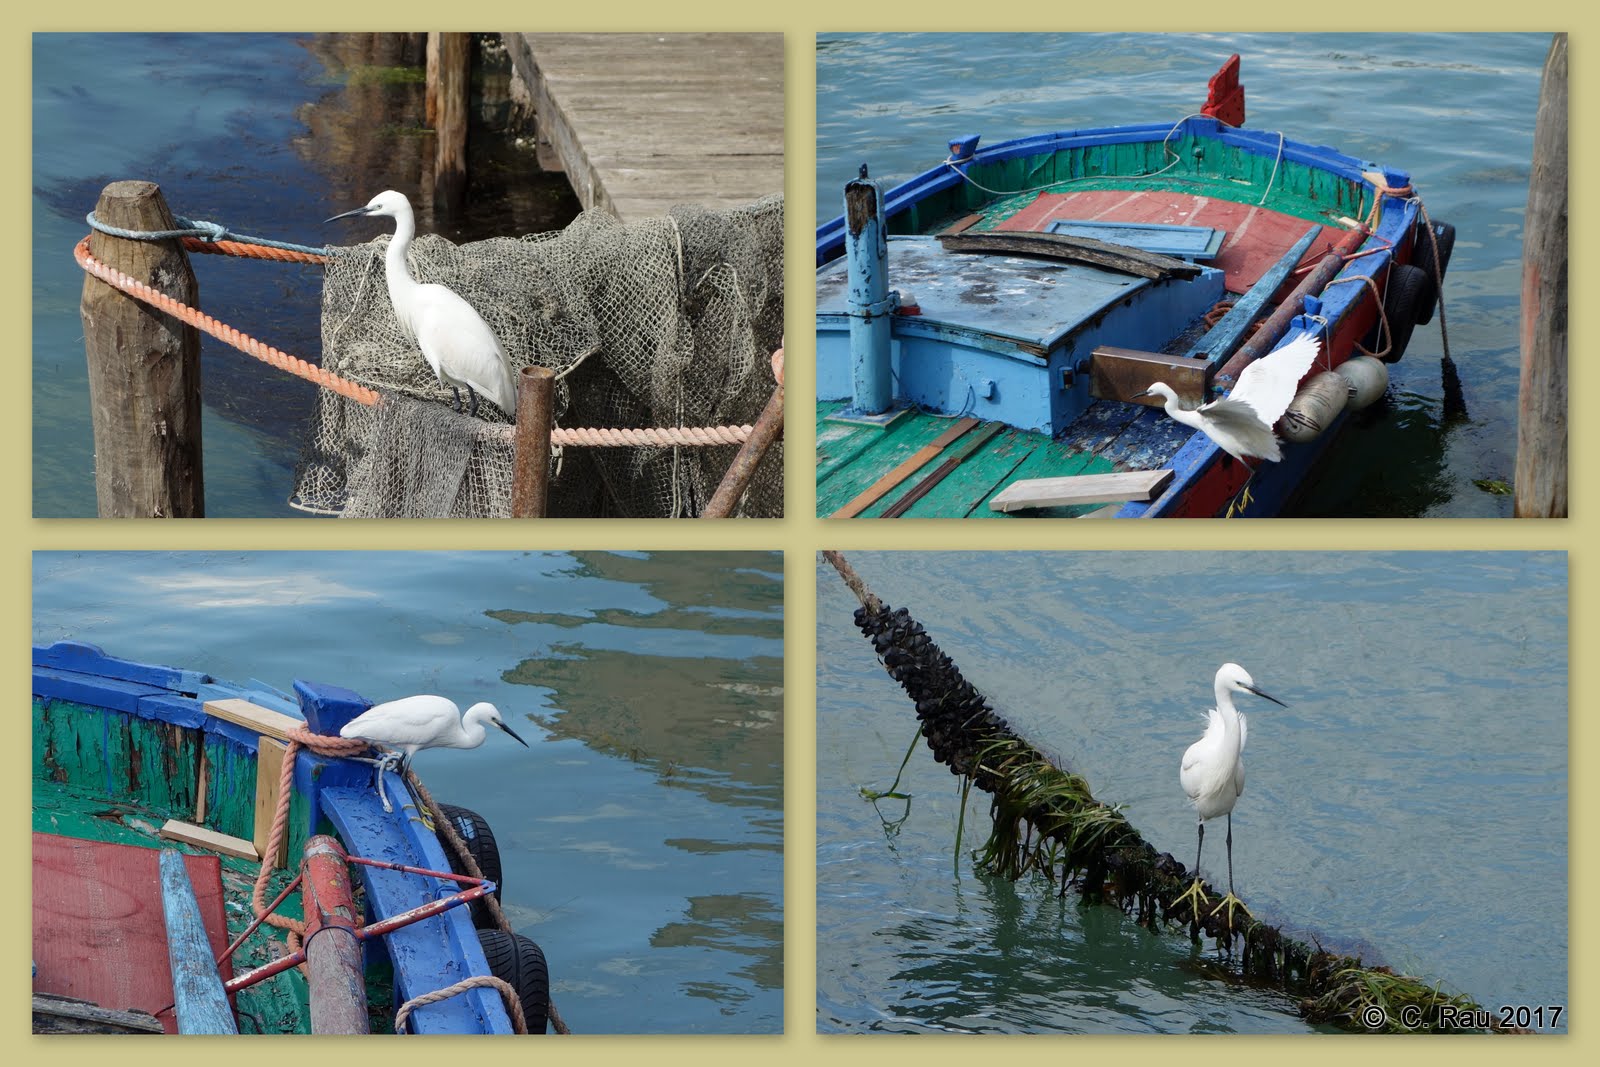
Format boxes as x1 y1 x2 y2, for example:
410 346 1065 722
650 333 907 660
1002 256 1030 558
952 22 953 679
507 33 784 219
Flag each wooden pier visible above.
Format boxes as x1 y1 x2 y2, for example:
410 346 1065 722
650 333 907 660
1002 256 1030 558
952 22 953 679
503 33 784 219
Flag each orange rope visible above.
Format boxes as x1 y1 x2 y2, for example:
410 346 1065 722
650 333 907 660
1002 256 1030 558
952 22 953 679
75 236 381 406
77 234 758 448
181 236 329 265
250 726 371 956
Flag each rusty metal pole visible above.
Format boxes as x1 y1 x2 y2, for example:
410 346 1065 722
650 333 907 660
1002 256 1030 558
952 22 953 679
80 180 205 517
1214 225 1369 386
704 353 784 518
301 836 368 1035
511 366 556 517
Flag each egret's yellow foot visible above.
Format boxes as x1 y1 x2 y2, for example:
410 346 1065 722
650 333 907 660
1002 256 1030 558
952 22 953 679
1209 891 1253 931
1173 877 1211 919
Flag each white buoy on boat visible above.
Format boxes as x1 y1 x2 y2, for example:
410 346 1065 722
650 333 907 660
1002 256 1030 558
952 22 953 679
1278 372 1350 443
1335 355 1389 410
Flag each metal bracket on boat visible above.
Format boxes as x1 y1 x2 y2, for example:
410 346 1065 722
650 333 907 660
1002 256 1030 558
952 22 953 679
1089 346 1209 407
847 292 900 319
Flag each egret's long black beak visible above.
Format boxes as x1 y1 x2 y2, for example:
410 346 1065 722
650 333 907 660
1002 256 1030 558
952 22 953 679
1133 388 1154 400
494 719 530 747
1243 683 1288 708
325 205 375 224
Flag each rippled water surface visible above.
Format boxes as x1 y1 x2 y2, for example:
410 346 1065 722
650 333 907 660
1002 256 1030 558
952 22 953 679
817 33 1552 516
35 550 783 1033
816 552 1565 1033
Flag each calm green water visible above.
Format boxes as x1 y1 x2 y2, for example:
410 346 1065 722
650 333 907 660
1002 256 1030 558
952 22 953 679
816 33 1552 517
33 550 783 1034
816 552 1566 1033
32 33 579 517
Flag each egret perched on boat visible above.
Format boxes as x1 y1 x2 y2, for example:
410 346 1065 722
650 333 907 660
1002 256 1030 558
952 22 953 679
340 695 529 812
327 190 518 418
1174 662 1287 932
1138 333 1323 468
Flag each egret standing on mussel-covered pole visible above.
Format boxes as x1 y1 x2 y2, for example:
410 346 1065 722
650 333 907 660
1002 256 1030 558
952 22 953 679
1173 662 1287 932
327 190 518 418
1138 333 1323 468
340 694 530 811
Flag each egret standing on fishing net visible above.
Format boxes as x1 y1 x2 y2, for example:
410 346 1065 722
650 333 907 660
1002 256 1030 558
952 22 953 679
1174 662 1287 932
327 190 517 418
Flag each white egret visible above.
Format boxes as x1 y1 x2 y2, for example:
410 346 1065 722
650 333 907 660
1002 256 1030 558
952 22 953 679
340 695 529 812
327 191 518 419
1138 333 1322 468
1174 662 1287 931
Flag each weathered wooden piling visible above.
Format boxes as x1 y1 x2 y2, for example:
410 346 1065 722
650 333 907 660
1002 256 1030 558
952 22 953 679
427 32 471 211
511 366 556 518
1515 33 1567 518
80 180 205 518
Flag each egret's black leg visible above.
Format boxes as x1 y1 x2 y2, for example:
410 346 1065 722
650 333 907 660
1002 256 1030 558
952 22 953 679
1226 813 1235 897
451 386 464 412
1175 817 1210 928
467 386 480 418
1209 811 1252 930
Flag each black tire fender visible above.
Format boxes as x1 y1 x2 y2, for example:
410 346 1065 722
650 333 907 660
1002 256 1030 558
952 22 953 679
477 929 551 1035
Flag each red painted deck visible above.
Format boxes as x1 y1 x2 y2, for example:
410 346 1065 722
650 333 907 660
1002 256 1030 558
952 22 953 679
999 190 1345 294
32 834 234 1033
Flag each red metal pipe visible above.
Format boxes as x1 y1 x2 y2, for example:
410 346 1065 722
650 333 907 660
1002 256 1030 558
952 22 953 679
302 836 368 1034
215 873 301 969
220 850 494 996
1215 225 1370 386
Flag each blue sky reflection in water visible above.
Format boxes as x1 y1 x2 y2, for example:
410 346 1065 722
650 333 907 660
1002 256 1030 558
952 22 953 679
816 552 1566 1033
816 33 1551 516
33 550 783 1034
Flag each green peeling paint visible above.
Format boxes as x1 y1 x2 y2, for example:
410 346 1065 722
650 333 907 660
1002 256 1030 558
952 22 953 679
896 135 1365 237
31 698 342 1033
817 404 1120 519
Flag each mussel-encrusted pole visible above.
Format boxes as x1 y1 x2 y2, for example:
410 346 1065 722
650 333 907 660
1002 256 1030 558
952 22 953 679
823 551 1517 1034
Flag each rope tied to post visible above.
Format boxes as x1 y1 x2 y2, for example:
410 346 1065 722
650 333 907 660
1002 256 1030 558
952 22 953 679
75 232 756 449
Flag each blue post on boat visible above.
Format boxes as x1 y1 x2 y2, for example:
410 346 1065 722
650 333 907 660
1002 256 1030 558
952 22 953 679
844 167 896 415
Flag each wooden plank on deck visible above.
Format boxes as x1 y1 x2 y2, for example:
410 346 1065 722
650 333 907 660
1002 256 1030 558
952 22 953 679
989 469 1174 512
204 697 303 742
159 820 260 862
507 33 784 219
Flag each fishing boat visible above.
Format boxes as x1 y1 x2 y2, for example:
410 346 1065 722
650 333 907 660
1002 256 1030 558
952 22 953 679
31 641 550 1035
816 56 1455 518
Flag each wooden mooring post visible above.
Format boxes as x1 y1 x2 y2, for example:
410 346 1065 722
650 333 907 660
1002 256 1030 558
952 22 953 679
426 32 471 212
1515 33 1567 518
80 180 205 518
511 366 555 518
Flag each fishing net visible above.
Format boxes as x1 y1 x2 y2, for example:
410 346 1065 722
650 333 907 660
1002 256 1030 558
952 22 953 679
292 195 784 517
